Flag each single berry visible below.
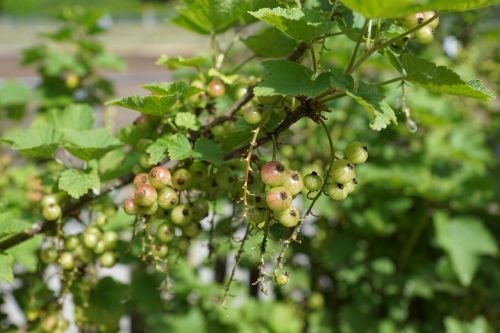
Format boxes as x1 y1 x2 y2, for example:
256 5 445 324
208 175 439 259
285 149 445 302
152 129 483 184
59 252 75 270
93 240 106 254
189 161 208 181
148 166 171 189
402 12 425 28
261 161 287 187
138 201 159 216
423 11 439 28
304 171 323 191
95 213 108 227
215 166 238 188
40 247 58 264
133 173 150 188
99 251 117 268
82 228 101 248
41 194 58 207
134 184 158 207
278 206 300 228
243 107 262 125
345 178 357 194
157 223 174 243
274 272 289 286
171 204 192 225
249 207 267 228
326 182 349 201
43 204 62 221
416 26 434 44
266 187 292 212
191 199 210 220
64 236 80 251
157 186 179 209
211 124 225 137
183 223 201 238
123 197 138 215
139 154 153 169
329 159 355 184
345 141 368 164
151 244 168 258
172 168 192 190
252 193 267 208
75 245 93 264
102 231 118 250
283 170 304 196
208 79 225 97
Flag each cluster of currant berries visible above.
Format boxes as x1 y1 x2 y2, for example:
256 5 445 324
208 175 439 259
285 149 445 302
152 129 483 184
402 11 439 44
40 213 119 270
249 161 304 228
41 193 63 222
304 141 368 201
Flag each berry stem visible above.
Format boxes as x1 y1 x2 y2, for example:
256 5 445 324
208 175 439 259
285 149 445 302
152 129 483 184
242 126 261 218
374 76 406 86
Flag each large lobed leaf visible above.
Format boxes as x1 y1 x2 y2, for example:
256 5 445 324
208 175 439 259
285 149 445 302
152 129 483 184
250 7 335 41
63 128 122 161
58 168 101 199
339 0 499 19
1 126 63 158
243 27 298 58
107 95 179 116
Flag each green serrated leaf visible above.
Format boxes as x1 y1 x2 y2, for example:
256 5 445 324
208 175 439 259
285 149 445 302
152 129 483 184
250 7 335 41
63 128 122 161
0 211 32 238
339 0 499 18
141 81 201 98
1 126 63 158
146 136 170 165
0 253 14 283
340 80 397 130
193 138 224 166
243 27 298 58
156 55 207 70
107 95 178 116
166 134 193 161
434 212 498 286
59 168 101 199
401 53 495 100
172 0 245 35
45 104 95 130
175 112 200 130
7 235 43 272
254 60 330 97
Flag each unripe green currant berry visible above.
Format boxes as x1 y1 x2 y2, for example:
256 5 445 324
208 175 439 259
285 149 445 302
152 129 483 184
249 207 267 228
136 138 153 152
183 223 201 238
99 251 117 268
171 204 192 225
123 197 138 215
102 231 118 250
93 240 106 254
157 186 179 209
278 206 300 227
151 244 168 258
75 245 93 264
402 12 425 28
208 79 225 97
41 194 57 207
423 11 439 28
266 187 292 212
83 228 101 248
274 272 289 286
191 199 209 220
189 161 209 182
329 159 355 184
326 183 349 201
416 26 434 44
43 204 62 221
345 178 357 194
138 201 159 216
345 141 368 164
95 212 108 227
139 154 153 169
211 124 225 137
215 166 238 188
308 292 325 309
41 247 58 264
134 184 158 207
251 193 267 208
157 223 174 243
258 95 281 105
133 173 150 188
64 236 80 251
243 107 262 125
283 170 304 196
59 251 75 270
172 168 192 190
261 161 287 187
41 314 58 332
148 166 171 189
304 171 323 192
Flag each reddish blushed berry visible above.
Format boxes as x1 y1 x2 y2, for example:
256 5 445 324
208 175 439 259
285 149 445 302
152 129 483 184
208 79 225 97
123 197 138 215
261 161 287 187
266 186 292 212
148 166 171 189
133 173 150 188
134 184 158 207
